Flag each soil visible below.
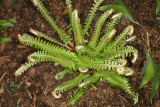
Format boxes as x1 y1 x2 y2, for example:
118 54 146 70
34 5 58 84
0 0 160 107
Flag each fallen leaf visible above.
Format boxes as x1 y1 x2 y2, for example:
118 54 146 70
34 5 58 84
0 56 10 67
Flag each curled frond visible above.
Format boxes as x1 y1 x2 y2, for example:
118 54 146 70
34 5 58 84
78 67 89 73
15 61 40 76
52 73 90 97
108 25 134 48
116 67 134 76
55 69 74 80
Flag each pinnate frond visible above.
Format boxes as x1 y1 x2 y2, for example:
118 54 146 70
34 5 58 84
104 75 138 104
76 55 122 70
67 86 88 105
52 73 90 97
88 9 113 48
29 29 72 50
82 0 104 36
29 51 76 69
71 10 85 46
15 61 40 76
107 25 134 48
31 0 72 45
105 12 122 34
18 34 76 60
55 68 75 80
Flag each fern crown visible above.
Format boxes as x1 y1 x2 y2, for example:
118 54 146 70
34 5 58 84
15 0 138 105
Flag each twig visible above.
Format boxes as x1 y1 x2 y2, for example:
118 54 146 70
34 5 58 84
26 88 32 99
118 94 128 103
30 91 38 107
4 83 14 106
0 72 6 83
0 83 4 107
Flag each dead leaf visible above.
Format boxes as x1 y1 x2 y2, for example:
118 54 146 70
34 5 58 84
16 44 27 49
0 42 6 52
0 56 10 67
49 0 55 6
63 8 68 14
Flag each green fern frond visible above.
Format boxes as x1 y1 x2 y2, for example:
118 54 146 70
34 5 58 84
29 29 72 50
82 0 104 36
55 68 75 80
66 0 73 34
67 86 88 105
76 55 122 70
104 75 138 104
94 29 116 55
87 9 113 48
78 74 100 88
105 12 122 34
107 25 134 48
71 10 85 46
66 0 73 21
95 69 119 77
52 73 90 98
103 46 138 63
75 45 95 58
31 0 72 45
18 34 76 60
15 61 40 76
67 75 100 105
29 51 76 69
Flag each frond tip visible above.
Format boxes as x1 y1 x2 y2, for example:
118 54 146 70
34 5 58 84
15 61 40 76
116 67 134 76
52 89 62 98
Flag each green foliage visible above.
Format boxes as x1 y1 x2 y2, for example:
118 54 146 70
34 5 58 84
156 17 160 26
82 0 104 36
98 0 140 25
0 37 11 45
107 92 113 97
156 0 160 15
55 68 74 80
139 51 159 102
0 19 16 30
15 0 139 105
99 0 160 103
104 75 138 104
156 0 160 25
0 19 16 45
10 81 19 91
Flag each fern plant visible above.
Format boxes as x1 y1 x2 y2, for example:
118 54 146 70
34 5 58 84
15 0 139 105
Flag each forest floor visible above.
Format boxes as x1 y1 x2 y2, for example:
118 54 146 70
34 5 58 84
0 0 160 107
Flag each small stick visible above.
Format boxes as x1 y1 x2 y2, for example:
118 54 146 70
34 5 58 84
118 94 128 103
0 72 6 83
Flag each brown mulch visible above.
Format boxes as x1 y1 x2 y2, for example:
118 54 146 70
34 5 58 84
0 0 160 107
